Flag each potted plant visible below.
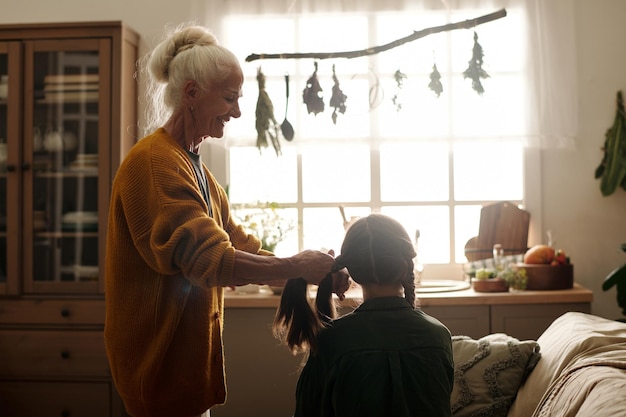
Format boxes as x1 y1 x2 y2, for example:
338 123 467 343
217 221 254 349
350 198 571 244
232 201 295 253
470 265 527 292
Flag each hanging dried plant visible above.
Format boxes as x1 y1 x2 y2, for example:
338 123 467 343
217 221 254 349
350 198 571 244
255 67 281 156
428 63 443 98
302 61 325 115
329 64 348 124
391 69 407 112
463 31 490 95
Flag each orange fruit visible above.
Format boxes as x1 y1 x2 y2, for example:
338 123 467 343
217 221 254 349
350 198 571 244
523 244 555 264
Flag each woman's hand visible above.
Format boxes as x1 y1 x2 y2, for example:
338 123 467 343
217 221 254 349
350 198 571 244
291 249 336 284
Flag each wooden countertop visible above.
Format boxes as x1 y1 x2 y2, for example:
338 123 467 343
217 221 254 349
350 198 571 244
224 282 593 309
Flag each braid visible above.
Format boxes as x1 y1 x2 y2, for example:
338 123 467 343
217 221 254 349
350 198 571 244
403 269 417 308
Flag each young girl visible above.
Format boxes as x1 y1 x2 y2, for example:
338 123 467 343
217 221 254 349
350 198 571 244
274 213 454 417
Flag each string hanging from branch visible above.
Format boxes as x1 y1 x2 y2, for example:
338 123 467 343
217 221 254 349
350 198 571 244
245 9 506 62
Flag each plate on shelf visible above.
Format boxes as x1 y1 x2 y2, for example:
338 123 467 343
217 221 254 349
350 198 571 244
67 163 98 173
62 211 98 223
60 264 99 281
67 154 98 172
61 211 98 232
61 222 98 232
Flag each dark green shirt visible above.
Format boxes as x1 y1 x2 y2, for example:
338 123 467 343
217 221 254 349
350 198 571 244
294 297 454 417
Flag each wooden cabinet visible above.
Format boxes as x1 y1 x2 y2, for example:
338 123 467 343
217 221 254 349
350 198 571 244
421 305 491 338
0 22 138 417
418 284 592 340
421 301 591 340
489 302 591 340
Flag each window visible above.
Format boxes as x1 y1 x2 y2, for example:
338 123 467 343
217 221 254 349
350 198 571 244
220 7 534 280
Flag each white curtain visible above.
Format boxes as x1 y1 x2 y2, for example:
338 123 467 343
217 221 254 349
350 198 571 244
200 0 578 149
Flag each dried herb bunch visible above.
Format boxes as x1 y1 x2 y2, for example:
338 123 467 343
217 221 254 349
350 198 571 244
329 64 348 124
463 31 490 95
391 69 407 112
428 63 443 98
302 61 325 115
255 68 281 155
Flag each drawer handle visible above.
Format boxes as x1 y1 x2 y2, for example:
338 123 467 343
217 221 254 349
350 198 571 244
60 350 70 359
60 309 71 318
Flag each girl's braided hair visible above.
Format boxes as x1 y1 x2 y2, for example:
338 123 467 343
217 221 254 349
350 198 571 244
273 214 417 354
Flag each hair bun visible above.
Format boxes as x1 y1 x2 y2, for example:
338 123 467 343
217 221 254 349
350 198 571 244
149 25 219 82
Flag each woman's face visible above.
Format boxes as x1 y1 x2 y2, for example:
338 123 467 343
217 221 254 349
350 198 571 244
195 66 243 139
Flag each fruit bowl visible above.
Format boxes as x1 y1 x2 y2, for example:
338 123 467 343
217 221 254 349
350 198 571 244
471 277 508 292
514 263 573 290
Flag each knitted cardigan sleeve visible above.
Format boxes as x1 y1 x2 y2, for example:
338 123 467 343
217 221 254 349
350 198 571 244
111 129 266 287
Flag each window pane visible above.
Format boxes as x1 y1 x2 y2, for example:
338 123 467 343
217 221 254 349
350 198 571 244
449 75 526 137
231 206 298 257
376 12 449 75
375 77 451 139
298 77 371 140
229 146 298 203
380 206 450 264
303 207 370 253
380 142 449 202
302 144 370 202
453 141 523 201
454 205 482 263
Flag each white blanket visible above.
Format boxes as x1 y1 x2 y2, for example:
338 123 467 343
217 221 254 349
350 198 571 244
533 352 626 417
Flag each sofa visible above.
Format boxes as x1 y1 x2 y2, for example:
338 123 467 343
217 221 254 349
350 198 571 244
449 311 626 417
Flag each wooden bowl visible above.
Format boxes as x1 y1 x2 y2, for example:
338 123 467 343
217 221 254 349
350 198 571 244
472 277 509 292
515 263 573 290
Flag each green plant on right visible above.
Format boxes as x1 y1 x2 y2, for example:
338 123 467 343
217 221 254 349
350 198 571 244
602 243 626 320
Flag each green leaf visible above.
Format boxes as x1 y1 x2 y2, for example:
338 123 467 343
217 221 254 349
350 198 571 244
602 263 626 291
599 91 626 196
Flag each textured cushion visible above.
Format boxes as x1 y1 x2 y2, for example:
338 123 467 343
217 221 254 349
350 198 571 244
507 312 626 417
451 333 541 417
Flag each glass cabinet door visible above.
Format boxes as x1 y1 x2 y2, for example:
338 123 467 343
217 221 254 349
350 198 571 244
23 39 111 294
0 41 20 295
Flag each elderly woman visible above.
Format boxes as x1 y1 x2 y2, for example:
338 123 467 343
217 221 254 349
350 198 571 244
104 24 347 417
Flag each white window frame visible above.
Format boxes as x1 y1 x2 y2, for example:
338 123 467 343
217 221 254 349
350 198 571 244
204 7 543 281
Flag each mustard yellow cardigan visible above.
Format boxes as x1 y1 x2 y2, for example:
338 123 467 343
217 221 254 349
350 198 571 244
104 128 267 417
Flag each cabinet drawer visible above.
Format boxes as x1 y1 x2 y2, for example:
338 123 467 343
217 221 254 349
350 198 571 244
491 302 592 340
0 330 110 378
0 299 105 325
0 380 111 417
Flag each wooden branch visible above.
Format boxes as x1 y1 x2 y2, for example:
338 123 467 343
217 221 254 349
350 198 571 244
245 9 506 62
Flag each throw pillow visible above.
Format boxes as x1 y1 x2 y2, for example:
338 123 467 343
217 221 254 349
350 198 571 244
451 333 541 417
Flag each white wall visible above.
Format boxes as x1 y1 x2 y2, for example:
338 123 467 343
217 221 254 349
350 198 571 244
544 0 626 320
3 0 626 320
